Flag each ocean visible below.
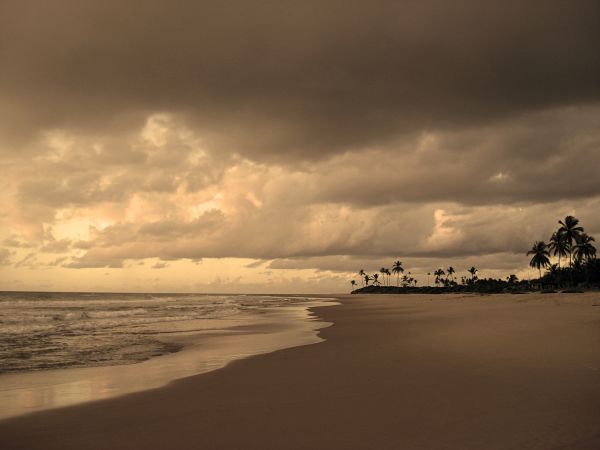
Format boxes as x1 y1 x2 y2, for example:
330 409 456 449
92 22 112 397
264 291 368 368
0 291 331 373
0 291 336 418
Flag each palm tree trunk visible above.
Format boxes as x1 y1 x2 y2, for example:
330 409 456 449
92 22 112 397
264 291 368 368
569 251 574 286
586 257 590 285
569 250 572 268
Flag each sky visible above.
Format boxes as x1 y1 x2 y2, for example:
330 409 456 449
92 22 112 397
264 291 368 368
1 1 600 293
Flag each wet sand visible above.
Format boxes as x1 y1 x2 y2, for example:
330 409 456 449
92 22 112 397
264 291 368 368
1 293 600 449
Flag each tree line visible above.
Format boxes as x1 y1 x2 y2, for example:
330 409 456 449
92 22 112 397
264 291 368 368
527 215 597 285
350 215 598 293
351 262 482 290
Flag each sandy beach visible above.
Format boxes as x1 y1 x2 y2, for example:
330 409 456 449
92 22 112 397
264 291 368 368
1 293 599 449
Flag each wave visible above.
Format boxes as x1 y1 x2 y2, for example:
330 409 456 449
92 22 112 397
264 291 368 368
0 292 319 373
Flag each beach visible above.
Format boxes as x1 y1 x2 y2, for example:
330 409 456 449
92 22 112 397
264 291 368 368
1 293 599 449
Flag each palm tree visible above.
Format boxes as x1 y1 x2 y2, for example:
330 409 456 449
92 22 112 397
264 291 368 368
558 216 584 267
447 266 455 283
372 273 380 286
548 231 568 268
359 270 365 287
574 233 596 263
350 280 357 291
401 274 409 287
467 266 478 283
433 268 445 286
380 268 388 286
527 241 551 279
364 274 371 286
433 269 446 281
385 268 391 286
392 261 404 286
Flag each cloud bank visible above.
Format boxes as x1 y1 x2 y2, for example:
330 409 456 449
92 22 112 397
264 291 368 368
1 1 599 290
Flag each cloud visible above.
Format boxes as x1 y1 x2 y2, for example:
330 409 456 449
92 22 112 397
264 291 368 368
48 256 69 266
305 106 600 207
1 2 599 291
2 236 33 248
3 107 600 278
1 1 599 160
63 257 124 269
40 238 72 253
61 193 600 270
0 248 13 265
244 260 267 269
14 252 38 268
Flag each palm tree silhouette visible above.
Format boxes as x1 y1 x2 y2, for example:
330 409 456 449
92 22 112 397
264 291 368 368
363 274 371 286
574 233 596 263
558 216 584 267
527 241 551 279
359 270 366 287
380 268 388 286
548 231 568 268
447 266 455 283
392 261 404 286
372 273 380 286
467 266 478 283
401 274 409 287
433 268 445 285
350 280 357 291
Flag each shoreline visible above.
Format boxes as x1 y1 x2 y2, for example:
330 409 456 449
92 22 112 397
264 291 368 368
1 293 600 449
351 285 598 295
0 298 337 420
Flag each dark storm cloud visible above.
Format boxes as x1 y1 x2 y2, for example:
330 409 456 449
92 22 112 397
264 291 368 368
308 106 600 206
1 0 599 159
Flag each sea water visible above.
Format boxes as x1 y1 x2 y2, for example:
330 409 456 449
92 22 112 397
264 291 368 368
0 291 336 418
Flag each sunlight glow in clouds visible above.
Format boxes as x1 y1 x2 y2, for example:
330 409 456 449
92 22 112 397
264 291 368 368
2 108 598 292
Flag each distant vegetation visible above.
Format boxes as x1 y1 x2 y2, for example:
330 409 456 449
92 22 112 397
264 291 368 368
350 215 598 294
527 215 598 288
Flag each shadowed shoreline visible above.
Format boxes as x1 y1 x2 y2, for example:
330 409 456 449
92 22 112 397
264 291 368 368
351 284 589 295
